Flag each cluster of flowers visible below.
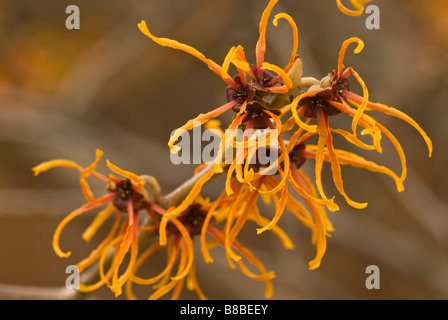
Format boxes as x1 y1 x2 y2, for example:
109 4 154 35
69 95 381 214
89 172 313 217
33 0 432 299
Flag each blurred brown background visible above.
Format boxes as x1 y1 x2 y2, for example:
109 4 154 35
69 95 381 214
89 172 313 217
0 0 447 300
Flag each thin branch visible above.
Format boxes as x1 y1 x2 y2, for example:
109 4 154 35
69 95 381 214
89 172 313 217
162 163 215 209
0 283 82 300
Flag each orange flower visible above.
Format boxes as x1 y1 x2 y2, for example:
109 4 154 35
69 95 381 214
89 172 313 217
32 149 164 297
138 0 301 156
126 196 275 299
138 0 305 251
199 141 335 270
288 37 433 211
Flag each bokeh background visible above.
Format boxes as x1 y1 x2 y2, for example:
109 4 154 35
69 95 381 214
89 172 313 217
0 0 447 300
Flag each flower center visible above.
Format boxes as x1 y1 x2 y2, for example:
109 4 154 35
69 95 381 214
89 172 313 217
109 179 150 212
289 142 307 169
300 95 342 118
168 203 209 237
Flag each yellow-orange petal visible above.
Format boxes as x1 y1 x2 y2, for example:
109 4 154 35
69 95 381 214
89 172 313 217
32 160 83 176
82 202 117 242
53 193 115 258
273 13 298 73
106 159 143 189
79 149 104 203
348 67 369 136
256 0 278 71
322 115 368 209
138 20 237 88
290 93 318 132
200 194 226 264
314 111 339 212
262 62 293 91
249 214 294 249
289 165 332 208
256 182 288 234
221 46 238 81
331 128 376 151
336 0 371 16
334 148 404 192
186 265 207 300
77 211 122 272
347 92 433 158
169 218 194 281
78 243 116 293
375 122 407 186
130 242 177 285
337 37 364 78
168 100 238 154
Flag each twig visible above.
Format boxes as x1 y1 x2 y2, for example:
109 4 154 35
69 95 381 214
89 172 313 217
0 283 82 300
162 163 215 209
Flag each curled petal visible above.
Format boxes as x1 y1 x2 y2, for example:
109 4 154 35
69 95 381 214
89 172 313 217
79 236 121 293
256 0 278 71
320 113 368 209
331 128 376 151
234 46 256 81
314 111 339 212
221 46 238 80
291 172 329 269
201 192 227 263
168 100 238 154
208 226 275 298
228 187 260 257
346 67 369 137
82 202 117 242
336 0 373 16
337 148 404 192
256 179 288 234
80 149 104 203
169 218 194 281
149 239 188 300
346 92 433 158
249 213 294 249
106 159 143 189
53 193 116 258
186 265 207 300
290 93 318 133
77 211 122 272
109 211 139 296
233 241 275 298
337 37 364 78
273 13 298 73
360 127 383 153
262 62 293 92
130 242 177 286
375 122 408 187
328 99 382 153
224 187 254 262
289 165 332 208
